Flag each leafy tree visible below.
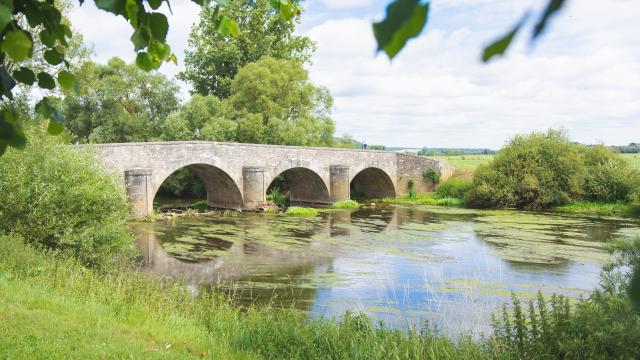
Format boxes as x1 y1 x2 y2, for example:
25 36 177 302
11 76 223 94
160 95 236 142
62 57 179 143
230 56 334 146
180 0 315 98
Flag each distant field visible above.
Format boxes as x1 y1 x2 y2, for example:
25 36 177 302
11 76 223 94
431 154 640 172
429 155 494 172
621 154 640 169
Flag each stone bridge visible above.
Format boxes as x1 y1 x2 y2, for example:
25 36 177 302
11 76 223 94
88 141 454 218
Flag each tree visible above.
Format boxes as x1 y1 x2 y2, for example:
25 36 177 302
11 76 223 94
61 57 179 143
179 0 314 98
230 56 334 146
160 95 237 142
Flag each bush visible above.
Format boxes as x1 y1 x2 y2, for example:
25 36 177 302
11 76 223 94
332 200 359 209
0 128 134 269
285 207 318 217
436 178 472 199
466 130 640 209
190 200 209 210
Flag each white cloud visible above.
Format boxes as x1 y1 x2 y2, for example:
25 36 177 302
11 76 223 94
304 0 640 148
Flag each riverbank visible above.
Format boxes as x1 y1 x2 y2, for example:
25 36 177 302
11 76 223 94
380 193 640 218
0 235 484 359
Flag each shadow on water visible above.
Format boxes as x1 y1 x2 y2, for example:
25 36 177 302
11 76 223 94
132 205 640 334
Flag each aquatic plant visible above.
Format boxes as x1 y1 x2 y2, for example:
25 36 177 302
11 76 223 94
190 200 209 210
267 187 289 208
332 200 359 209
285 207 319 217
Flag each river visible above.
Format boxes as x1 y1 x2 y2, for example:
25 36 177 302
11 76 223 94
132 204 640 335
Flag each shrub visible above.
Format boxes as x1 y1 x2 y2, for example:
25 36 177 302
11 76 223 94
285 207 318 217
266 187 289 208
436 178 472 199
332 200 359 209
0 128 134 269
423 168 441 184
581 145 640 202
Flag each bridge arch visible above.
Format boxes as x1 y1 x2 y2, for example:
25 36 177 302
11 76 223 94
153 163 243 209
266 167 331 205
350 167 397 199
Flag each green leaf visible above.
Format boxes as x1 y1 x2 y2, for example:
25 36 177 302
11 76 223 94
135 51 155 71
0 4 12 33
630 267 640 310
1 30 33 61
95 0 126 15
373 0 429 60
149 13 169 41
0 65 16 95
44 49 64 65
148 0 163 10
215 15 240 37
37 72 56 90
58 71 75 90
39 30 56 47
0 111 27 150
47 119 65 135
533 0 566 40
130 27 149 51
12 67 36 85
125 0 139 26
482 14 528 63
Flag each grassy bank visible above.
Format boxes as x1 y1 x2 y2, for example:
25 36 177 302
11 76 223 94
553 201 640 217
0 235 486 359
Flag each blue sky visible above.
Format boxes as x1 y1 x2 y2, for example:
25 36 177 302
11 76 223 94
69 0 640 149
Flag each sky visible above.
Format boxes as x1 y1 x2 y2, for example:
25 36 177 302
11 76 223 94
68 0 640 149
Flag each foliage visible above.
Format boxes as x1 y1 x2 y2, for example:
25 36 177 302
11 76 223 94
180 0 315 98
160 95 236 142
436 178 472 199
422 168 441 184
267 187 289 208
285 206 318 217
332 200 359 209
229 56 335 146
62 57 179 143
373 0 429 59
465 130 640 210
156 167 206 199
381 193 463 207
0 126 133 268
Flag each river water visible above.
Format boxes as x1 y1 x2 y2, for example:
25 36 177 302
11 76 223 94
132 205 640 335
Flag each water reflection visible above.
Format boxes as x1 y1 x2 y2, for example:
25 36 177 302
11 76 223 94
133 205 640 334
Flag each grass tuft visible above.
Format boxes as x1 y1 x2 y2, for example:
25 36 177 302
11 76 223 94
332 200 360 209
285 207 319 217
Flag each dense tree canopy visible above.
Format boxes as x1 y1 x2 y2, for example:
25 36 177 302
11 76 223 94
62 57 180 143
179 0 314 98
